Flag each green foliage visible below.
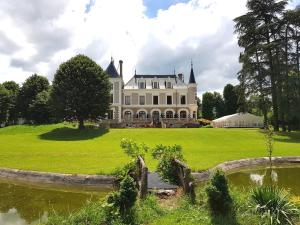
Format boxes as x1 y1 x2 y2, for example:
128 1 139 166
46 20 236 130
136 195 166 224
2 81 20 122
120 138 149 159
202 125 213 128
202 92 215 120
51 54 111 129
223 84 238 115
0 84 10 124
264 127 274 168
250 186 299 225
28 90 51 124
17 74 49 121
152 144 184 185
113 161 137 181
105 175 138 224
205 170 233 215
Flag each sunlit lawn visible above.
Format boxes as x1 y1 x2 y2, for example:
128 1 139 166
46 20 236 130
0 124 299 174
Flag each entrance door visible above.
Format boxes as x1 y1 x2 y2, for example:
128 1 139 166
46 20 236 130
152 111 160 123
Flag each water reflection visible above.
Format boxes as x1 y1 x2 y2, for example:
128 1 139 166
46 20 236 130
227 166 300 196
0 180 111 225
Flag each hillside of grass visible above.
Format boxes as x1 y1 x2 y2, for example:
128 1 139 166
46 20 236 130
0 124 299 174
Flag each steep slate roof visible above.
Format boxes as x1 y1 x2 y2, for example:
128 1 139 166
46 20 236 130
105 59 119 78
134 74 177 79
189 66 196 84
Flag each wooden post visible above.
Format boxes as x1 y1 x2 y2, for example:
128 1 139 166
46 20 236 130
137 156 148 199
174 159 195 202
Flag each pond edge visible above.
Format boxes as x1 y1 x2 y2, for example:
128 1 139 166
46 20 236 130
0 156 299 187
192 156 300 182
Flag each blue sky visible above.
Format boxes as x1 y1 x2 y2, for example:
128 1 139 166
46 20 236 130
143 0 189 17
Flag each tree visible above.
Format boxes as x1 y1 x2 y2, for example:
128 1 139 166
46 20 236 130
2 81 20 123
234 0 290 131
28 90 51 124
223 84 238 115
0 84 10 124
197 97 202 118
51 54 111 129
202 92 215 120
213 92 225 118
17 74 49 121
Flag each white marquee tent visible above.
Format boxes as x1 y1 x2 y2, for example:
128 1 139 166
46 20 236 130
212 113 264 128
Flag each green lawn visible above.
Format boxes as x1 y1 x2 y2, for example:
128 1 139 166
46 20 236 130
0 124 299 174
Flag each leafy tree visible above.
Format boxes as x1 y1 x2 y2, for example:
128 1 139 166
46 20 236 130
0 84 10 124
51 54 111 129
2 81 20 123
197 97 202 118
28 90 51 124
223 84 238 115
213 92 225 118
17 74 49 121
202 92 215 120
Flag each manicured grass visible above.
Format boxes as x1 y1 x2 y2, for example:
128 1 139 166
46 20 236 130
0 124 299 174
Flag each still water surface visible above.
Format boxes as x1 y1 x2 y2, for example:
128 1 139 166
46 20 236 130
0 179 111 225
227 165 300 196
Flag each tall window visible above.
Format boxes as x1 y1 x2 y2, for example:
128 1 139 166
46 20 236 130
181 95 186 105
125 96 131 105
153 81 159 89
139 82 146 89
153 96 158 105
139 96 145 105
138 111 146 119
166 111 173 118
108 110 113 119
166 82 172 89
167 95 172 105
124 111 132 119
110 94 114 103
180 111 187 118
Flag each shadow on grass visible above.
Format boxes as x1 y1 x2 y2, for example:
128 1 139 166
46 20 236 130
39 126 109 141
210 212 240 225
258 129 300 144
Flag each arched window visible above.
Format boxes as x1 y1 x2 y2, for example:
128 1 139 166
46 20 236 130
138 111 147 119
166 111 173 118
180 111 187 119
124 111 132 119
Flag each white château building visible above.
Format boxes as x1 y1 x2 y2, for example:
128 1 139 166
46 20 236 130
104 58 198 128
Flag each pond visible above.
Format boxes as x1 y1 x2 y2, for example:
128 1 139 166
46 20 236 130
0 179 112 225
227 165 300 196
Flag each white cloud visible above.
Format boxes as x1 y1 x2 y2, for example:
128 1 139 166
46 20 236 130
0 0 297 95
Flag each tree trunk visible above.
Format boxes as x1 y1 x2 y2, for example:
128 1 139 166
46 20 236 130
78 118 85 129
255 50 268 127
284 26 291 132
266 38 279 131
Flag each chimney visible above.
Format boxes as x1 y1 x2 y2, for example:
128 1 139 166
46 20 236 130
119 60 123 78
178 73 184 82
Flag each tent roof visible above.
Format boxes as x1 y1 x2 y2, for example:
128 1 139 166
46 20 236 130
212 113 263 123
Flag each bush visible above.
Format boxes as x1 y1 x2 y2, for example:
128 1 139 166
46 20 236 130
113 161 137 182
105 175 138 224
152 144 184 185
205 170 233 215
120 138 149 159
250 186 299 225
202 125 213 128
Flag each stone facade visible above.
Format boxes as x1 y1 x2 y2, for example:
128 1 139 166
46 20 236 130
105 59 198 127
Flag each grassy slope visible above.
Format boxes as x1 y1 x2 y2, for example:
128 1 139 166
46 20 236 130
0 124 299 174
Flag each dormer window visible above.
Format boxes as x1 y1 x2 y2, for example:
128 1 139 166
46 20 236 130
153 81 159 89
139 81 146 89
166 82 172 89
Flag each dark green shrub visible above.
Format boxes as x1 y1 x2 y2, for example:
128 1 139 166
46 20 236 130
250 186 299 225
113 161 137 182
152 144 184 185
104 175 138 224
205 170 233 215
